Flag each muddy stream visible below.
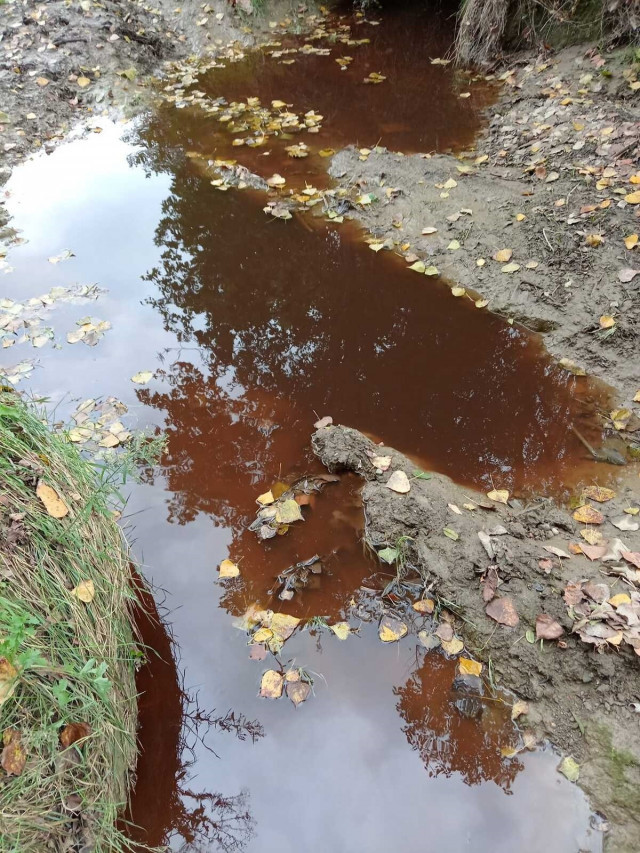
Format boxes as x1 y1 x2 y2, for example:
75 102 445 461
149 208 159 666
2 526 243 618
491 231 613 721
0 2 619 850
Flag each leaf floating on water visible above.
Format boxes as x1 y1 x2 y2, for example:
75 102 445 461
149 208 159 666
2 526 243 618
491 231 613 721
451 286 466 297
314 415 333 429
71 579 95 603
218 559 240 578
260 670 283 699
257 490 274 506
48 249 75 264
418 630 441 650
379 615 408 643
424 265 439 276
409 260 426 273
275 499 304 524
581 485 615 503
363 71 386 84
441 636 464 656
485 597 519 627
535 614 564 640
558 756 580 783
386 470 410 493
287 680 310 706
475 299 488 308
487 489 509 504
377 546 398 564
36 481 69 518
572 504 603 525
330 622 351 640
131 371 154 385
413 598 435 614
266 173 286 187
270 613 300 642
458 657 482 677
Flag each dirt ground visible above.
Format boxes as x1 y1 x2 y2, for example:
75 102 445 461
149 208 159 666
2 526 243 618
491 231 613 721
2 1 640 849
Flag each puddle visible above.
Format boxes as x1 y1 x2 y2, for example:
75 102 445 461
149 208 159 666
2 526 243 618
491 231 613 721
0 2 616 850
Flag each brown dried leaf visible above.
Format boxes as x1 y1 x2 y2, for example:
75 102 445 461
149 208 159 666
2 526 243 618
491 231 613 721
563 583 584 607
413 598 435 614
1 730 25 775
71 579 95 603
535 614 564 640
485 597 519 627
379 615 408 643
260 670 283 699
581 486 615 503
287 681 311 707
60 722 91 748
482 566 499 602
0 658 18 707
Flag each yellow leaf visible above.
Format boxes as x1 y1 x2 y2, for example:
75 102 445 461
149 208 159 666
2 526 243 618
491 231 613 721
424 265 439 276
412 598 435 614
0 658 18 706
378 615 408 643
580 528 603 545
516 213 526 221
572 504 603 524
625 191 640 204
441 636 463 655
458 657 482 677
131 371 153 384
624 234 638 250
558 358 586 376
369 242 384 252
35 77 50 87
266 173 286 187
330 622 351 640
451 286 466 297
71 579 95 603
581 485 615 503
447 239 461 251
599 315 616 329
218 559 240 578
409 260 425 273
252 627 274 644
494 248 512 262
275 499 303 523
77 76 91 88
609 593 631 607
501 262 520 273
443 178 457 189
487 489 509 504
270 613 300 642
36 481 69 518
610 408 631 430
476 258 485 266
585 234 603 247
260 670 283 699
475 299 488 308
257 490 274 505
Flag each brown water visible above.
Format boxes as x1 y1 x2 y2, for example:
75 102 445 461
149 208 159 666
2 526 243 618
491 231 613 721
0 2 613 849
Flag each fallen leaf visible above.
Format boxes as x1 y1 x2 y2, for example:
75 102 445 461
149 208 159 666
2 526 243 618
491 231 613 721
580 528 604 545
0 659 18 707
131 371 154 384
441 636 464 655
558 755 580 782
409 260 426 273
1 730 25 775
421 227 438 235
270 613 300 642
386 470 410 493
451 286 466 297
287 680 310 706
609 593 631 608
424 265 439 276
60 722 91 748
267 173 286 187
260 670 283 699
218 559 240 578
610 407 631 430
371 455 392 471
535 614 564 640
618 267 639 282
71 579 95 603
487 489 509 504
599 315 616 329
585 234 603 247
275 500 304 524
377 546 399 564
579 544 607 561
511 700 529 720
493 249 512 263
330 622 351 640
443 527 459 541
314 415 333 429
559 358 586 376
378 615 408 643
77 76 91 88
413 598 435 614
612 516 639 532
621 551 640 569
581 486 615 503
486 597 519 627
624 234 638 250
624 191 640 204
501 262 520 273
573 505 603 524
257 490 274 505
458 657 482 677
36 481 69 519
543 545 571 559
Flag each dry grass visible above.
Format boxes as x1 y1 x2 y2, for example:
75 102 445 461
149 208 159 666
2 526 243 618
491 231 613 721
0 391 141 851
455 0 509 66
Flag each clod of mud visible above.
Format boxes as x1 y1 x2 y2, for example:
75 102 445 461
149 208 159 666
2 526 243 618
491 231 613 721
313 423 640 853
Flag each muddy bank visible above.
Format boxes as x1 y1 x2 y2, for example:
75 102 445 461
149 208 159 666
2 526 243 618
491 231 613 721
329 44 640 412
312 422 640 852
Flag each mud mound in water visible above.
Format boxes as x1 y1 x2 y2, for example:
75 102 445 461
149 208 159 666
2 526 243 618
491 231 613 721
312 422 640 853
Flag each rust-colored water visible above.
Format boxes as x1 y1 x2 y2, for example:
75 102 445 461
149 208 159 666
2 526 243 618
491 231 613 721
0 1 611 849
